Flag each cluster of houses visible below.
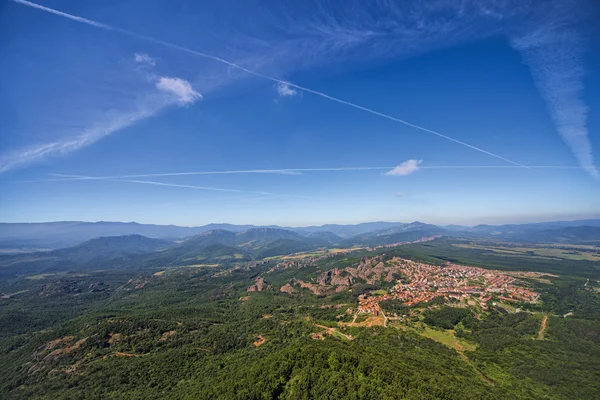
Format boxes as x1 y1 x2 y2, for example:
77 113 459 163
356 294 388 316
357 260 539 315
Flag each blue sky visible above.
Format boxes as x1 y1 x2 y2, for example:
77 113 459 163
1 0 599 226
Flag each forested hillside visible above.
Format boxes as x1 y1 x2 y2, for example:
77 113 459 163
1 239 599 399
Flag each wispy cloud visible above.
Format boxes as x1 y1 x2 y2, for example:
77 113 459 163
510 22 598 177
8 0 529 171
7 0 596 177
0 71 198 173
156 77 202 105
134 52 155 67
38 164 581 182
0 106 158 174
276 82 298 97
385 160 422 176
396 192 406 197
0 39 201 174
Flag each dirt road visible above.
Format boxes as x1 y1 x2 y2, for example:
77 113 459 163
537 315 548 340
314 324 354 340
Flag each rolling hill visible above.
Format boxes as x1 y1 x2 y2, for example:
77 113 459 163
157 228 330 264
0 235 175 277
345 222 450 246
524 226 600 244
0 229 333 276
304 231 343 243
51 235 173 262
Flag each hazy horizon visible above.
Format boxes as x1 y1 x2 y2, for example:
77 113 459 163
2 213 599 228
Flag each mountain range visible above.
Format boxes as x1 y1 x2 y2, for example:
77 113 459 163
0 221 415 251
0 220 598 278
1 219 598 251
0 228 333 276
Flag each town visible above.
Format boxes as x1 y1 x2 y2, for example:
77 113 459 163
356 260 540 316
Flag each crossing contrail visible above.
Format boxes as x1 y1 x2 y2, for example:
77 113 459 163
46 167 391 180
12 0 531 169
48 174 315 199
39 164 581 182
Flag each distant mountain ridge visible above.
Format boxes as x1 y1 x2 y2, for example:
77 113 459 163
163 228 331 262
51 235 172 262
0 221 407 250
445 220 600 243
0 219 598 250
0 234 176 277
0 228 336 275
344 222 449 247
523 226 600 245
0 222 254 250
1 221 598 278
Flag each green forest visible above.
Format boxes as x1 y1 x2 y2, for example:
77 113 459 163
1 240 599 399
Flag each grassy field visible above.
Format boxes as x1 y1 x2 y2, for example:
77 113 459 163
417 325 477 352
371 289 388 295
266 247 367 261
25 273 63 280
382 239 599 277
26 272 91 280
454 243 600 261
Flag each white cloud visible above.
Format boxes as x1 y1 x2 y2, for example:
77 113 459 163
396 192 406 197
156 77 202 105
385 160 422 176
134 52 155 67
276 82 298 97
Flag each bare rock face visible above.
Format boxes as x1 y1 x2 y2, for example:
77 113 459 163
247 277 271 292
276 255 404 297
337 256 390 284
280 283 297 294
88 282 109 292
316 268 352 287
295 279 322 295
317 271 330 286
39 280 81 296
117 277 152 292
330 269 353 286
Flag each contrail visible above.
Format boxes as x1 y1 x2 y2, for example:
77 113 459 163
46 167 391 180
47 170 308 180
51 174 314 199
12 0 528 169
41 164 581 181
11 0 114 29
422 165 580 169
